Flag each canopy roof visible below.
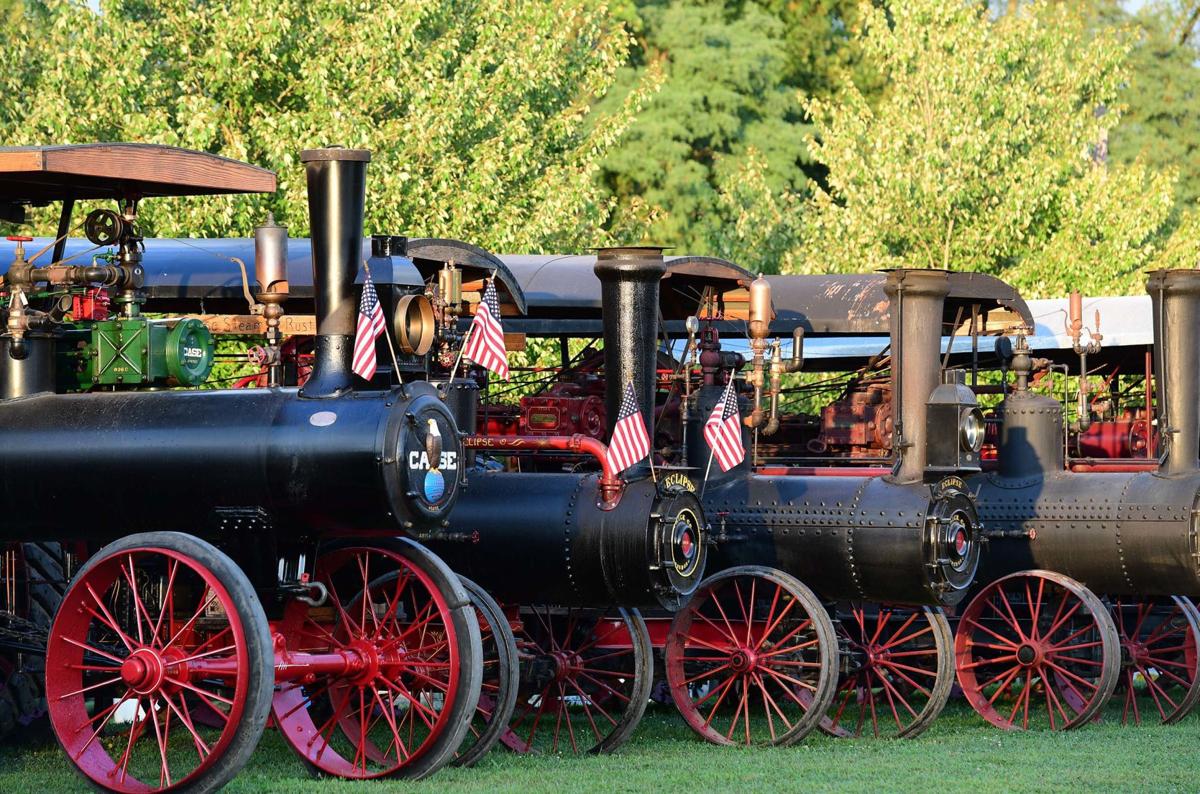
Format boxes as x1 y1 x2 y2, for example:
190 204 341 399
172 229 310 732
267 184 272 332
0 144 277 202
494 256 1032 337
767 272 1033 335
496 254 753 334
0 235 527 314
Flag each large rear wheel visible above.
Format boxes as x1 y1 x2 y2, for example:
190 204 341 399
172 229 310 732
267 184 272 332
501 606 652 755
45 532 273 793
453 577 518 766
271 539 481 781
1111 596 1200 725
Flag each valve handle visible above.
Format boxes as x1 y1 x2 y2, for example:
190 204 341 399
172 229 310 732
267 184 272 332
5 235 32 243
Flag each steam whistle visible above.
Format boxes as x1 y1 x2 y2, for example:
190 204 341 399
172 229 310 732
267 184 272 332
742 276 802 436
1066 290 1103 432
253 213 289 387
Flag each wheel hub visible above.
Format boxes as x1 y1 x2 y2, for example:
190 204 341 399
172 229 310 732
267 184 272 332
550 651 581 680
120 648 167 695
729 649 757 673
1016 642 1041 667
1124 640 1148 666
346 638 385 685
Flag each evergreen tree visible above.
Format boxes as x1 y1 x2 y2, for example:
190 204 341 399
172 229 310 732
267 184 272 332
597 0 871 253
1111 2 1200 211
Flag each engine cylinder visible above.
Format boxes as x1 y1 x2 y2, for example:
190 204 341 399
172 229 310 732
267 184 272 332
432 473 707 610
997 390 1064 479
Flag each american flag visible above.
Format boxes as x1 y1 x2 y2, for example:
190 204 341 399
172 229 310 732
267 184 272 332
704 378 744 471
605 382 651 474
352 270 386 380
462 279 509 380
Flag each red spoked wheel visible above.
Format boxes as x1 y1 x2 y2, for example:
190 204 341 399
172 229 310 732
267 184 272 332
1111 596 1200 725
665 566 837 746
821 603 954 739
453 577 518 766
500 606 652 755
45 532 273 793
271 539 481 781
955 570 1119 731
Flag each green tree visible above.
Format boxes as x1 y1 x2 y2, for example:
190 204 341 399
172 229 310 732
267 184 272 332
1110 2 1200 211
789 0 1186 297
0 0 658 252
597 0 873 253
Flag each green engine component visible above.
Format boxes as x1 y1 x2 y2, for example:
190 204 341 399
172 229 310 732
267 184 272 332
67 317 214 388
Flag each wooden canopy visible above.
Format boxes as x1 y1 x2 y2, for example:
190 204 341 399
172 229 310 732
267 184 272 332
0 143 277 202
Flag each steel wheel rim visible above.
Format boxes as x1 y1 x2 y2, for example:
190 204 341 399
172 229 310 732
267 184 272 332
665 568 836 746
1113 596 1200 725
821 604 951 739
955 570 1119 731
46 547 251 793
461 612 502 751
453 577 516 766
271 546 461 778
502 606 644 754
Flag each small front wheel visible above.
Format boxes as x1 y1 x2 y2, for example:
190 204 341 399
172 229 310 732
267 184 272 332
665 566 838 746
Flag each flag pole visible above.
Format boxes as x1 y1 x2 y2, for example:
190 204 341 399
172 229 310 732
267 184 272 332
363 260 402 381
700 447 715 498
449 327 471 383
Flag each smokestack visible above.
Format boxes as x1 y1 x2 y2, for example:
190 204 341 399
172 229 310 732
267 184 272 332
884 269 950 483
594 247 666 452
299 147 370 398
1147 269 1200 475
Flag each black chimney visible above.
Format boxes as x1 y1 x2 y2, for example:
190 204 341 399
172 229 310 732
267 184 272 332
594 247 666 449
299 147 370 399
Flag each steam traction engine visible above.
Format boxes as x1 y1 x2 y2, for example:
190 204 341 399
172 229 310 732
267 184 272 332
0 144 487 791
757 271 1200 730
951 271 1200 730
475 256 995 745
430 248 711 755
119 244 712 756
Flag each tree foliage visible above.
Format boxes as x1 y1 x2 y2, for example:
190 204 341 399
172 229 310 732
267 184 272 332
0 0 658 251
1111 1 1200 211
597 0 872 252
782 0 1192 297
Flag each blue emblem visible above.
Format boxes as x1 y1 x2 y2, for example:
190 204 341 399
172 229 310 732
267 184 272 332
423 469 446 503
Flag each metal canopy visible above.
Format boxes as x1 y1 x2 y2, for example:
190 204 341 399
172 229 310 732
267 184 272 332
0 143 277 201
495 256 1030 337
0 235 527 313
768 272 1034 334
496 254 751 334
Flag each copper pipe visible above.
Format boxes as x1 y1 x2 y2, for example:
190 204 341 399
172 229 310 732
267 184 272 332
1145 348 1154 460
462 433 624 509
1068 460 1159 473
754 466 892 477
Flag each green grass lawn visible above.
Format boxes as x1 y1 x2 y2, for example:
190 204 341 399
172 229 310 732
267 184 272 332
3 700 1198 793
